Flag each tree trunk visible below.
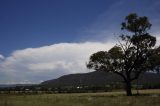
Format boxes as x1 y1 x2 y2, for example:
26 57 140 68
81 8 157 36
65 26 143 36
125 80 132 96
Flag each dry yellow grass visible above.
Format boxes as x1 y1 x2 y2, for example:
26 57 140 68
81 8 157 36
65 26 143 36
0 89 159 106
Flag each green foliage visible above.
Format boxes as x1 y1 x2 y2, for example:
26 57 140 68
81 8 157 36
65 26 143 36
87 46 124 72
121 13 151 34
148 46 160 73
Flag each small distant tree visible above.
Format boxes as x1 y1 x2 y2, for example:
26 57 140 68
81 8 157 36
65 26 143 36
87 13 160 96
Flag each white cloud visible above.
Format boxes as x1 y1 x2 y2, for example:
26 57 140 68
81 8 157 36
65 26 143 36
0 42 115 84
0 54 4 60
156 36 160 46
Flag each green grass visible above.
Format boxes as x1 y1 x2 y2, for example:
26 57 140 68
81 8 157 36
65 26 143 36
0 89 160 106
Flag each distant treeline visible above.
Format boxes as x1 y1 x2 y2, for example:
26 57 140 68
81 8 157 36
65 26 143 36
0 83 160 94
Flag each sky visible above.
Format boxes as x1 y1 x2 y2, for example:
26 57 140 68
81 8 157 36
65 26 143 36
0 0 160 84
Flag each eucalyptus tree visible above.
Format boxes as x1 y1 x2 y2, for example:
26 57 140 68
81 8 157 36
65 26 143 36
87 13 160 96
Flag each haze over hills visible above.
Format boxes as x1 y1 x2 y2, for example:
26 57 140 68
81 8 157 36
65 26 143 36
0 84 35 88
41 71 160 87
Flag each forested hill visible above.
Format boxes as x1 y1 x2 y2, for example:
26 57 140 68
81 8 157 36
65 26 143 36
41 71 160 87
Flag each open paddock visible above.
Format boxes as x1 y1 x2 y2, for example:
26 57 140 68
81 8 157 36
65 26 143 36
0 89 160 106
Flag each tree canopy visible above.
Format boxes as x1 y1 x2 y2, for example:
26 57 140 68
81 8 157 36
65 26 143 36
87 13 160 96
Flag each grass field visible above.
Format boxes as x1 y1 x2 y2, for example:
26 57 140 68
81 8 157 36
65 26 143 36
0 89 160 106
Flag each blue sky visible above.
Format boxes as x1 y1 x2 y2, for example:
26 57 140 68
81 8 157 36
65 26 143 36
0 0 117 55
0 0 160 84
